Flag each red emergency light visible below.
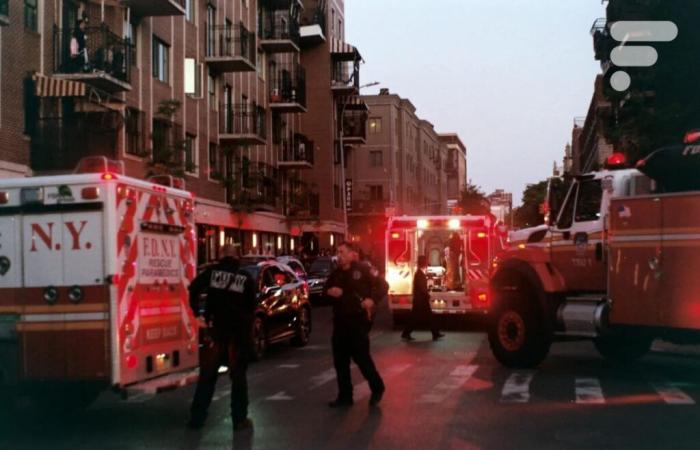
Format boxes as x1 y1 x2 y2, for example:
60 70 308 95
684 129 700 144
605 152 627 169
101 173 118 181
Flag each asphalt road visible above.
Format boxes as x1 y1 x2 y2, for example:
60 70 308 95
3 303 700 450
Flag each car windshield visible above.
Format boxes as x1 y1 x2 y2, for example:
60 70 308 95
308 258 333 276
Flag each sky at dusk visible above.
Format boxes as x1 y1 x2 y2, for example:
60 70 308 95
346 0 607 205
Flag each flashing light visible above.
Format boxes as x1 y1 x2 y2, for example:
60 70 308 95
476 231 488 239
417 219 429 230
330 234 335 247
219 230 225 247
684 130 700 144
518 244 526 249
126 354 138 370
277 236 283 250
290 238 295 251
448 219 461 230
391 232 401 240
0 192 8 204
252 233 258 248
606 152 627 169
101 173 117 181
81 187 100 200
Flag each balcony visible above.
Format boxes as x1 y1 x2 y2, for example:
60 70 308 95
591 18 614 62
260 8 301 53
342 109 367 144
269 63 306 113
0 0 8 26
29 111 121 173
53 25 132 93
331 60 359 96
278 134 314 169
122 0 185 17
205 23 256 73
228 161 277 212
152 120 185 170
285 180 320 218
299 0 327 47
219 104 267 146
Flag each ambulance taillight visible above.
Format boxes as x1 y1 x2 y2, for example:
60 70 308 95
468 229 489 265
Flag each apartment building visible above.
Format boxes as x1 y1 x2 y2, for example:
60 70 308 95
571 75 613 175
0 0 364 263
346 89 465 264
438 133 467 206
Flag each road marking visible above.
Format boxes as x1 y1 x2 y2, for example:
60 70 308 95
652 383 696 405
212 387 231 402
500 371 536 403
277 364 300 369
353 363 412 400
575 378 605 404
308 368 337 391
418 365 479 404
266 391 294 401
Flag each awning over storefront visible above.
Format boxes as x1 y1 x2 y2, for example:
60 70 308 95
331 38 362 61
195 199 290 234
32 73 86 97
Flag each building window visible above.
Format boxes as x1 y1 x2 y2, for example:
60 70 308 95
25 0 37 32
208 72 216 108
125 108 144 156
208 143 220 178
185 0 194 22
369 185 383 201
185 58 202 97
152 37 169 83
184 134 197 174
334 184 341 209
369 150 383 167
368 118 382 134
124 19 138 67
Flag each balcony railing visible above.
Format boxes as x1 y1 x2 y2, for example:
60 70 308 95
205 23 256 72
219 103 267 145
121 0 186 17
342 110 367 144
53 25 132 92
269 63 306 112
278 134 314 168
299 0 327 46
29 112 120 173
331 60 359 95
152 120 186 168
228 161 277 211
590 18 614 62
0 0 8 26
285 180 320 217
260 10 300 53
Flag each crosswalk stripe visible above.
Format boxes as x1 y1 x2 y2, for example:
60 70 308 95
652 383 696 405
576 378 605 404
418 365 479 404
500 371 535 403
353 363 413 400
266 391 294 401
308 368 337 391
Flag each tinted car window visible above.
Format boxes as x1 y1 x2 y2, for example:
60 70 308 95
575 180 603 222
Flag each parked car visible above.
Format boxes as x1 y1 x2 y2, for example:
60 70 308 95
276 255 308 280
306 256 338 300
240 260 312 360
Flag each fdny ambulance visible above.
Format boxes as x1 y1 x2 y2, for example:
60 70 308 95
385 215 498 325
0 157 199 404
488 133 700 368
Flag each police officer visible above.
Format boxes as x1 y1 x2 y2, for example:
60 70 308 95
187 244 256 432
401 255 444 341
324 242 385 408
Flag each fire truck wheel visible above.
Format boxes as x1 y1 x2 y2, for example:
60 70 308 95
291 307 312 347
593 331 652 363
250 317 268 362
488 295 550 368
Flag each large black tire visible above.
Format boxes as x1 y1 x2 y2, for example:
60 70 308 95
594 331 652 363
291 307 312 347
488 294 551 368
250 317 268 362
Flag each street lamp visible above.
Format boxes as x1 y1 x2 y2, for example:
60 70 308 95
340 81 380 239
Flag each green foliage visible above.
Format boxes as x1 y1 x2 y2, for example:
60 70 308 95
513 178 569 229
458 183 490 215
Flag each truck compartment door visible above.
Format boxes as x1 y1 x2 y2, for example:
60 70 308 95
608 197 662 326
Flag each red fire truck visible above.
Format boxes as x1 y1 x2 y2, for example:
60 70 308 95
488 134 700 367
0 157 199 405
385 215 499 325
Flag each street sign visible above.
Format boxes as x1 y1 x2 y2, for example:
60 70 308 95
345 179 352 212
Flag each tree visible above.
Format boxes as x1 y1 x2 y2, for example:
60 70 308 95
513 178 569 229
457 183 490 215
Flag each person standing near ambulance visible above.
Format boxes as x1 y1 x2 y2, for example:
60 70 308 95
324 242 385 408
187 244 256 432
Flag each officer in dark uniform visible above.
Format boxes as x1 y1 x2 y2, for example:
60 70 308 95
187 244 256 432
324 242 385 408
402 255 444 341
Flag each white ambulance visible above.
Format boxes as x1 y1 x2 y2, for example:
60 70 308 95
0 157 199 404
385 215 496 325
